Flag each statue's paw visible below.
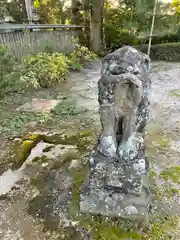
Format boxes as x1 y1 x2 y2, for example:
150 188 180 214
118 132 144 161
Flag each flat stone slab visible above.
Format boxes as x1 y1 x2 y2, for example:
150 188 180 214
80 152 151 220
80 188 150 220
16 99 61 113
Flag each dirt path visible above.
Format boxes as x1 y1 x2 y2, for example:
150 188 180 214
0 60 180 239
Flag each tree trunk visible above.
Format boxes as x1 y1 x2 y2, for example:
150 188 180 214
82 0 90 48
71 0 82 25
90 0 104 53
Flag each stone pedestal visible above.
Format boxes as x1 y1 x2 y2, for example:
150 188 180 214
80 151 151 220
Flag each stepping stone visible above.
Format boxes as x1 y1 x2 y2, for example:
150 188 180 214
16 99 61 113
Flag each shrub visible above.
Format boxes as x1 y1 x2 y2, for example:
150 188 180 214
105 27 137 51
0 45 17 79
22 44 96 88
104 17 138 51
136 32 180 45
23 52 69 88
68 44 97 70
136 42 180 61
0 45 21 96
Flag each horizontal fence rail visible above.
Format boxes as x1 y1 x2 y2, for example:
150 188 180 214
0 24 82 61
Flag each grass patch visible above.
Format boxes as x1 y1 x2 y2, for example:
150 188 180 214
0 97 88 137
0 111 48 137
51 98 87 117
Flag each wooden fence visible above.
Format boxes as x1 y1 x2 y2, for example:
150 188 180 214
0 24 82 61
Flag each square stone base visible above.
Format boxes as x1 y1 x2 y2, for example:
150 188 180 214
80 187 150 220
80 152 151 220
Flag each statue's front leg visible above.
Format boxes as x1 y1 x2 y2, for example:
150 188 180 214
97 103 118 158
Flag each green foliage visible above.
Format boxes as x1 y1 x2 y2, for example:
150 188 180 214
104 7 138 50
33 0 68 24
105 27 138 50
0 45 16 78
0 110 47 136
160 166 180 183
0 43 96 98
23 52 69 88
22 44 96 89
51 98 87 117
7 0 27 23
104 0 179 50
0 0 8 21
137 42 180 61
137 32 180 45
0 45 22 96
171 0 180 15
69 44 97 69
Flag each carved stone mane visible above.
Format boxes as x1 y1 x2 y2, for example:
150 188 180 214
80 46 152 220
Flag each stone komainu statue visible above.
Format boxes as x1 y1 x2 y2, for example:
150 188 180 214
80 46 152 220
97 46 151 160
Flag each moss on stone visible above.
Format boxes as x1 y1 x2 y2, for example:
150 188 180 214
9 128 96 171
42 128 96 153
42 145 54 153
23 133 43 142
32 155 49 164
11 139 38 169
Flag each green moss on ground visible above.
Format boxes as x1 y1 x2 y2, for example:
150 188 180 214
160 166 180 184
168 89 180 98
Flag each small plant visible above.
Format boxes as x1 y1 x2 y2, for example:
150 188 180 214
51 98 87 117
68 44 97 70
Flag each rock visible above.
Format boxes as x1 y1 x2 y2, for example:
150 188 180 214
16 99 61 113
68 160 80 169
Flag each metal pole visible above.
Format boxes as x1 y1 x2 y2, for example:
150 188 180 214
24 0 33 23
147 0 158 57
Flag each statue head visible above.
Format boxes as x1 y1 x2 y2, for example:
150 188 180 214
101 45 151 76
